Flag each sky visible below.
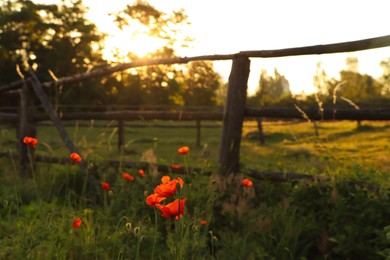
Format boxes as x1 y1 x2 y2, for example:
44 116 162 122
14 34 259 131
81 0 390 95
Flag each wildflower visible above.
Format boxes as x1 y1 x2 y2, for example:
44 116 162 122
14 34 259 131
122 172 135 181
72 217 82 229
178 146 190 155
154 177 184 198
156 198 187 219
170 164 182 170
242 178 253 187
101 182 110 191
23 136 38 148
138 169 145 177
200 220 208 225
70 152 82 163
146 193 166 206
161 175 170 183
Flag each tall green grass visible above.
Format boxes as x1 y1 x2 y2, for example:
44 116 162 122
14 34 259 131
0 120 389 258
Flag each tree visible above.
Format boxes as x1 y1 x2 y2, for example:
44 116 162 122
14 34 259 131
379 58 390 96
346 56 359 73
0 0 107 106
313 62 329 95
136 64 184 106
112 0 191 59
249 68 291 107
327 57 383 102
108 0 194 106
182 61 221 106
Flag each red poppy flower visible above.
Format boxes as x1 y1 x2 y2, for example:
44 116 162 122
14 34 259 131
178 146 190 155
146 193 166 206
154 177 184 198
138 169 145 177
200 220 208 225
156 198 187 219
161 175 171 183
23 136 38 148
70 152 82 163
122 173 135 181
101 182 110 191
242 178 253 187
72 217 82 229
170 164 182 170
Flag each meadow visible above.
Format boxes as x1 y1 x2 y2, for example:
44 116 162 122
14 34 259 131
0 119 389 259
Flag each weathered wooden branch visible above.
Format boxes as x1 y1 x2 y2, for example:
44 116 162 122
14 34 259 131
2 107 390 123
0 149 382 191
28 71 100 192
249 169 318 182
37 110 223 121
0 78 32 93
245 107 390 120
0 112 19 122
240 35 390 57
2 34 390 93
0 152 380 190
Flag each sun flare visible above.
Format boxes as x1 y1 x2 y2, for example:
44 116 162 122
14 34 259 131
102 22 164 62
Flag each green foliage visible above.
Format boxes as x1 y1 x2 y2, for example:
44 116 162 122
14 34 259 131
183 61 222 106
113 0 191 59
248 68 293 107
335 70 383 101
104 61 222 107
0 0 107 106
379 58 390 96
0 116 389 259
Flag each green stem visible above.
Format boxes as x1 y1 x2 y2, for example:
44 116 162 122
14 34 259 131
176 190 182 260
179 212 183 260
135 235 143 260
151 207 157 260
174 219 179 260
103 191 107 209
27 149 39 198
80 168 89 208
210 231 214 259
184 154 189 176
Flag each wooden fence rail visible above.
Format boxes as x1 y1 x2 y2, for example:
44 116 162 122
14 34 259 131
2 35 390 93
244 107 390 121
2 34 390 186
2 107 389 151
2 108 390 123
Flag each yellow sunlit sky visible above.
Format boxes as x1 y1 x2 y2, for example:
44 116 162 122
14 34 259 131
77 0 390 94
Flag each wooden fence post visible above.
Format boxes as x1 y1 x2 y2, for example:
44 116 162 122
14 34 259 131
218 56 250 176
196 120 201 147
256 117 265 144
313 120 319 138
19 82 36 176
118 120 125 151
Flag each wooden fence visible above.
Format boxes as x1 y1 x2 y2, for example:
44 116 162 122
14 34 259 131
1 106 389 150
1 35 390 190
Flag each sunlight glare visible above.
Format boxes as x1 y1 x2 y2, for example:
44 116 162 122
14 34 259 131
103 21 164 61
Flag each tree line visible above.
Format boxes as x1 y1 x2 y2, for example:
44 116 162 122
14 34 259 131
248 57 390 109
1 0 390 110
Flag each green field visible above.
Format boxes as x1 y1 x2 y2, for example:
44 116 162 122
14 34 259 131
0 120 389 259
2 120 389 172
